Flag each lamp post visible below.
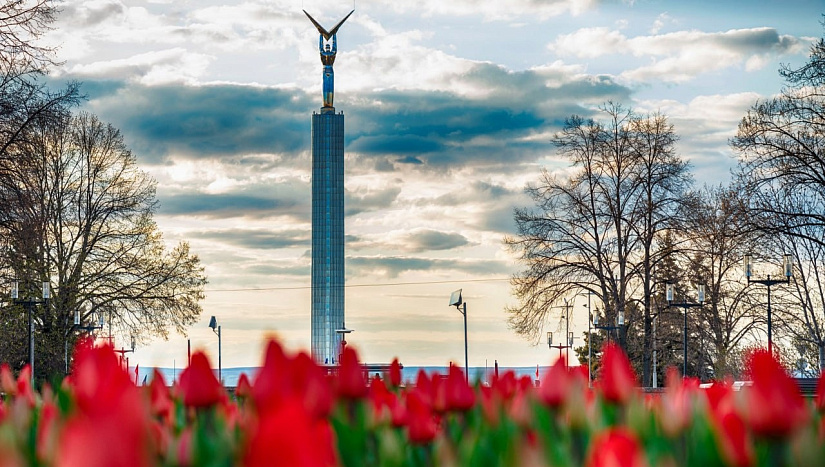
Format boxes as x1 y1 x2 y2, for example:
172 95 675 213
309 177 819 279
113 335 136 370
335 324 353 366
593 310 623 348
547 331 574 368
581 291 596 386
449 289 469 382
559 298 575 367
11 280 49 384
744 254 793 356
208 316 221 384
67 308 105 373
666 283 705 378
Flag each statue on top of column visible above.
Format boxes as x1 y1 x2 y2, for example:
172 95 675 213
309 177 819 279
304 10 354 109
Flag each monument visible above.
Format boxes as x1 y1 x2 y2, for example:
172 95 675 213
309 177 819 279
305 9 353 365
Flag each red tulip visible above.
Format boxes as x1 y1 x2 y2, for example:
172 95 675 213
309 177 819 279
176 427 193 467
413 370 433 407
540 356 569 408
599 343 638 404
149 369 172 421
243 396 337 467
369 375 393 420
178 351 223 408
0 363 15 396
712 407 753 467
479 385 500 426
444 365 475 412
252 339 290 412
744 349 807 438
236 373 252 399
58 344 153 467
291 351 333 418
405 390 437 444
336 346 367 400
585 428 647 467
15 365 35 408
703 379 735 417
389 357 402 387
660 368 699 436
491 371 517 401
36 400 59 464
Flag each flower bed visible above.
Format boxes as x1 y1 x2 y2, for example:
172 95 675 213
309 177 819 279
1 339 824 466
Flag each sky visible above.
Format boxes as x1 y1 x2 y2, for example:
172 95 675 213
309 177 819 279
40 0 824 371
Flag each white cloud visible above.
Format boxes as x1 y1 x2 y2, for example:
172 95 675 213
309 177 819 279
549 26 805 83
316 0 598 22
64 49 214 85
649 12 673 34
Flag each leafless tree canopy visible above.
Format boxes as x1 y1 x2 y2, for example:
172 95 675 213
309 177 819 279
506 103 693 382
0 111 207 378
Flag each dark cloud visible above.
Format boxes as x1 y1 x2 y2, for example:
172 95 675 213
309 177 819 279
347 256 509 279
346 186 402 216
60 1 126 28
715 28 798 54
190 228 310 250
86 83 313 164
160 193 300 218
405 230 472 252
77 62 630 174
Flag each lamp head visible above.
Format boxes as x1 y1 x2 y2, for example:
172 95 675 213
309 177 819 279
11 281 18 300
449 289 462 307
208 316 217 331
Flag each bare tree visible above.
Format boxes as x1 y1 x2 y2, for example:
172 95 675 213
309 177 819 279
732 25 825 240
752 185 825 374
681 185 760 378
625 113 691 385
0 0 79 157
507 103 692 382
0 112 206 379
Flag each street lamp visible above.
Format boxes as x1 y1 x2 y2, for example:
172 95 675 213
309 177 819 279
547 331 574 368
335 324 353 365
208 315 221 384
666 283 705 378
593 309 624 347
113 335 136 370
449 289 469 382
11 280 49 384
580 291 596 385
744 253 793 356
67 307 106 373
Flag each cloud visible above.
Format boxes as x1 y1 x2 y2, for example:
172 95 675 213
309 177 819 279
64 48 214 85
160 193 298 218
190 228 311 250
86 83 312 163
373 0 598 21
405 230 472 252
549 27 805 83
347 255 508 279
346 186 402 216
